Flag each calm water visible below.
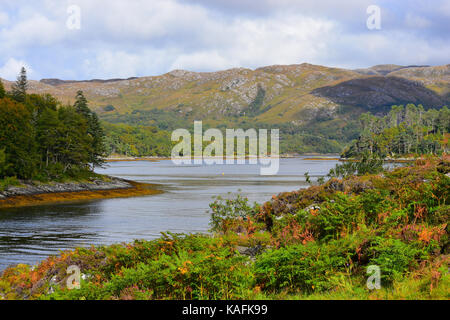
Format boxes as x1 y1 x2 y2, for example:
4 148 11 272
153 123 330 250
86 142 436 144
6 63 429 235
0 157 339 271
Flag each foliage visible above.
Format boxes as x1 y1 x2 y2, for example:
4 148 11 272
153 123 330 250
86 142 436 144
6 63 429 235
254 237 360 293
0 97 38 178
102 122 172 157
209 193 260 233
74 90 106 167
367 237 424 284
0 69 106 180
328 153 384 178
0 154 448 300
0 80 5 99
10 67 28 103
343 104 449 158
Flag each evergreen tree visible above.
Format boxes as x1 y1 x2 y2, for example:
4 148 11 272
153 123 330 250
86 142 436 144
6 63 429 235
342 104 449 158
57 105 91 172
0 148 10 177
0 80 5 99
74 90 106 167
36 108 62 168
74 90 90 118
11 67 28 103
0 97 37 178
89 112 106 167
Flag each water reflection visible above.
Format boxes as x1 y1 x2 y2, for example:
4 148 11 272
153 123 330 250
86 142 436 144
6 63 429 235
0 158 339 270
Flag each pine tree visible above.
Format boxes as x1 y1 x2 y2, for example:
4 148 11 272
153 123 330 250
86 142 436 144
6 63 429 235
36 108 61 167
74 90 90 117
11 67 28 103
0 80 5 99
74 90 106 167
89 112 106 167
58 105 91 172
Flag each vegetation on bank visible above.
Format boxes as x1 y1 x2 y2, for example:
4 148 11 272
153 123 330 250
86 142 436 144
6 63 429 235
101 103 449 159
101 117 353 157
0 68 106 182
0 155 448 300
343 104 449 159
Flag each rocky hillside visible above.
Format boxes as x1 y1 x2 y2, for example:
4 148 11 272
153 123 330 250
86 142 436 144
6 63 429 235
2 63 449 127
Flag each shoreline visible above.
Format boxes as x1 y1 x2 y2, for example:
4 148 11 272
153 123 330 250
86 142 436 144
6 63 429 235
105 155 415 163
105 154 342 162
0 177 162 209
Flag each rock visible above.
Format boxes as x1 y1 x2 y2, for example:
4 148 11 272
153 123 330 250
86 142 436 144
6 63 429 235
0 177 133 199
236 244 264 257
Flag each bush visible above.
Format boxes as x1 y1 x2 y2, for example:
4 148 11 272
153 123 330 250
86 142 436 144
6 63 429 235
254 238 359 293
328 153 384 178
44 233 254 300
368 237 424 285
209 193 260 233
307 192 360 241
0 176 20 191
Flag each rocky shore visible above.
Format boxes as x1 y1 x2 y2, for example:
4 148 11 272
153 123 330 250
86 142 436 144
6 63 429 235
0 177 161 208
0 178 132 199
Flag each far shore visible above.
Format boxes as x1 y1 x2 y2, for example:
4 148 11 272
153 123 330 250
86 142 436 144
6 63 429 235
0 177 162 209
105 155 416 163
105 154 342 162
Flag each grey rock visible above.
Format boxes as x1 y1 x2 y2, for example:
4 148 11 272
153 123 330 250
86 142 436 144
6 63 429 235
0 177 133 199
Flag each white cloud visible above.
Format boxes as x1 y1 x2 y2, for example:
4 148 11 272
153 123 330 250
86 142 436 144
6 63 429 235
0 58 34 80
405 12 431 28
0 13 65 48
0 0 448 80
0 11 9 25
170 51 234 71
81 49 170 79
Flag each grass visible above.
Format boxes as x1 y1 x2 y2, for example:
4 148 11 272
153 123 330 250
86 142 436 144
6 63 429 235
0 155 448 300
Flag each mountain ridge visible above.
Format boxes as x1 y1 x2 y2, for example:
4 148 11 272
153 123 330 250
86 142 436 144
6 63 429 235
1 63 449 127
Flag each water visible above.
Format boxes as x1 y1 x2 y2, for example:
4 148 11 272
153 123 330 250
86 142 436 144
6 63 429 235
0 157 339 271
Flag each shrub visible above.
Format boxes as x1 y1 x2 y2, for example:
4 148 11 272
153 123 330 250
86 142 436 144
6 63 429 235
0 176 20 191
307 192 360 241
368 237 424 285
254 238 358 293
43 233 254 300
209 193 260 233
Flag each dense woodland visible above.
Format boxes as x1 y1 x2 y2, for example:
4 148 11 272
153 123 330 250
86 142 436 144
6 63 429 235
103 104 449 158
103 123 172 157
0 68 105 181
343 104 449 158
101 111 357 156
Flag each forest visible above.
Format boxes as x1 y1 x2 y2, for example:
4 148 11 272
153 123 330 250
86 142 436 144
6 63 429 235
102 104 449 158
0 68 105 181
343 104 449 158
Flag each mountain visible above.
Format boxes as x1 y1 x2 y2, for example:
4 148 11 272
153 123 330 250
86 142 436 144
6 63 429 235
2 63 448 124
1 63 449 154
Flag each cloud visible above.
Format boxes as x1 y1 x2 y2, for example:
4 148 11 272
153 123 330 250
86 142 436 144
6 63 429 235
0 11 9 25
0 0 448 80
0 58 34 80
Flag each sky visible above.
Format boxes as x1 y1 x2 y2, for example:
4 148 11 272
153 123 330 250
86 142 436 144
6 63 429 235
0 0 449 80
